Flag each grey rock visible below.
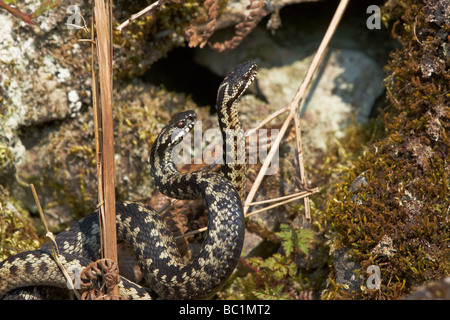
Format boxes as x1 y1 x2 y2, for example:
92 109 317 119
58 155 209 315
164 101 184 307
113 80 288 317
332 248 362 293
404 277 450 300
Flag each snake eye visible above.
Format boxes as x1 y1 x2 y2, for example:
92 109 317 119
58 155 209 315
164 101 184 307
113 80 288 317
243 73 250 80
176 120 185 128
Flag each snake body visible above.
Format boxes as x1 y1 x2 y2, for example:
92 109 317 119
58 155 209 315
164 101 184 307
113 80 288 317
0 61 257 299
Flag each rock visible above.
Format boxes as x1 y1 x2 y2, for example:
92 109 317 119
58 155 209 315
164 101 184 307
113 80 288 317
0 0 211 195
0 126 25 183
370 234 397 258
332 248 362 293
404 277 450 300
0 10 90 129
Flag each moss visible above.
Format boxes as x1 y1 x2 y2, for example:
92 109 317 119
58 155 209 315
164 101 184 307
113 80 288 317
0 186 41 262
0 143 15 179
112 0 229 80
324 0 450 300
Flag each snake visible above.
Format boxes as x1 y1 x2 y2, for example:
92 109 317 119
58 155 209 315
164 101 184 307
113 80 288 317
0 60 257 300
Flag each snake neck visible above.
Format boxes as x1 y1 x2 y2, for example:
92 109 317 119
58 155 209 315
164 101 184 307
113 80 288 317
218 99 247 200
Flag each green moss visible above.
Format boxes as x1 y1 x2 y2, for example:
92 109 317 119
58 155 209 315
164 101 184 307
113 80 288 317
0 144 14 175
0 186 41 262
324 0 450 300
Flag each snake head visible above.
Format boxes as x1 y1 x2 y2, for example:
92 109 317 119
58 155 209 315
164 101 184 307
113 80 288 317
217 60 258 106
150 110 197 164
164 110 197 147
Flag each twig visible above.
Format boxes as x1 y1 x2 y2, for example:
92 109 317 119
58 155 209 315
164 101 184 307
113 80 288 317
245 106 290 137
245 188 318 218
66 11 91 37
116 0 160 32
174 187 318 240
0 1 36 26
30 184 81 299
247 189 317 207
292 103 311 219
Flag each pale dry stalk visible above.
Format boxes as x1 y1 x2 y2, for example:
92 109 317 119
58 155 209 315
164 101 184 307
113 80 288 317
243 0 350 217
93 0 118 297
30 184 81 299
116 0 160 31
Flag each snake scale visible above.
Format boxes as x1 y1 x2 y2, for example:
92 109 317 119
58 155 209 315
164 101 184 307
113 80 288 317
0 61 258 300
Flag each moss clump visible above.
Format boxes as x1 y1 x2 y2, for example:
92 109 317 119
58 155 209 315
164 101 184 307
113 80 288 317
325 0 450 299
0 186 41 262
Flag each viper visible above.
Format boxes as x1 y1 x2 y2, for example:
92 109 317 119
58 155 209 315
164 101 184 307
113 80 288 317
0 61 257 300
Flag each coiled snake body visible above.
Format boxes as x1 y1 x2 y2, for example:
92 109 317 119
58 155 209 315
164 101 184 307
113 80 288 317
0 61 257 300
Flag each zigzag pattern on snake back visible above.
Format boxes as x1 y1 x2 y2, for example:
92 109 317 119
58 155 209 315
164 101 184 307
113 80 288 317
217 61 257 200
0 61 258 300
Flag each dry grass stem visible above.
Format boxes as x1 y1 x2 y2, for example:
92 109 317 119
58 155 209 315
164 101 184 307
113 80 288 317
248 189 318 206
93 0 118 296
293 105 311 219
244 187 319 218
116 0 159 31
30 184 81 300
174 187 318 240
246 106 290 136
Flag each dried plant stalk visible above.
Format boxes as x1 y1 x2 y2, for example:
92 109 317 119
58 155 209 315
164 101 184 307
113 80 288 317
174 187 318 240
93 0 118 297
116 0 160 31
245 188 319 218
30 184 81 299
293 105 311 219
